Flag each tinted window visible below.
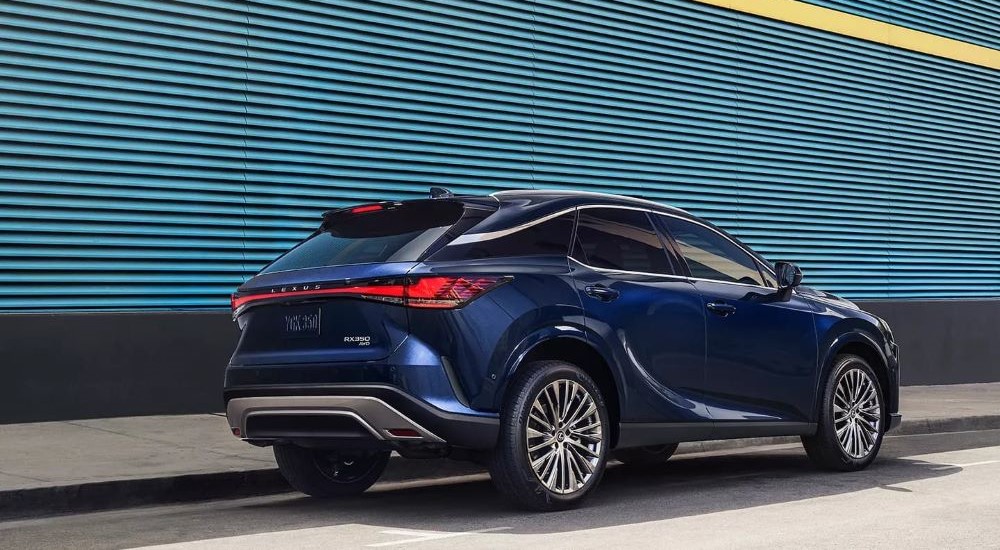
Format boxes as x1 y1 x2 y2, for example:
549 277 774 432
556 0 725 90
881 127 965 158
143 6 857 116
573 208 673 274
430 212 575 261
659 216 765 286
261 200 465 273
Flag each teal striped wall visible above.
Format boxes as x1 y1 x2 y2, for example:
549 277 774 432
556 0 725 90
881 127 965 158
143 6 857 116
1 0 998 309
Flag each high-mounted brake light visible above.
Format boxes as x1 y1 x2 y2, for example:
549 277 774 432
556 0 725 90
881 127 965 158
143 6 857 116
231 276 508 316
350 204 384 214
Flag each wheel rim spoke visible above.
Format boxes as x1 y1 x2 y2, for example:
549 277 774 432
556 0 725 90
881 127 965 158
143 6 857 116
526 379 603 495
834 367 882 459
567 444 595 474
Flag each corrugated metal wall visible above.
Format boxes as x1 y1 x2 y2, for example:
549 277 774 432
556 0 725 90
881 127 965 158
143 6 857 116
1 0 998 309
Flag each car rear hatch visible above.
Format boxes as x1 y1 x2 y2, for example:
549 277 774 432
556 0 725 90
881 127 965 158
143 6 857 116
230 198 495 366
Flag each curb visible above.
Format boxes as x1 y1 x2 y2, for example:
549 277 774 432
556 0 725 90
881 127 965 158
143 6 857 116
3 414 997 520
0 469 288 521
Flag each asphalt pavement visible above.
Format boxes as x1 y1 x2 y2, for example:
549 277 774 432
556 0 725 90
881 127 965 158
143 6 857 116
3 429 999 549
2 383 999 519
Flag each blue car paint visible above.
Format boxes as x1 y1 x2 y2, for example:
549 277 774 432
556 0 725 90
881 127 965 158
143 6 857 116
225 191 900 449
568 264 712 424
693 279 821 423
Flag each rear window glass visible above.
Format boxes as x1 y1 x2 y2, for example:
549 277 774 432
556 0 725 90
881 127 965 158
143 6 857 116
429 212 575 261
260 200 464 274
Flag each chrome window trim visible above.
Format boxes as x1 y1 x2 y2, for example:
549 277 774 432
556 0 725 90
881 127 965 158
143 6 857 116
489 190 690 215
635 207 777 279
444 202 777 286
573 205 777 282
447 207 577 246
568 257 775 292
567 256 688 281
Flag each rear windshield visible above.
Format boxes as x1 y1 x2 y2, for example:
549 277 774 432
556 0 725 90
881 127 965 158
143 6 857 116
260 200 466 274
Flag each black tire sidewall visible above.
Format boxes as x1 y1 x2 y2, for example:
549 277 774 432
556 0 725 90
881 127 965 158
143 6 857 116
274 445 390 497
813 355 885 470
491 360 611 510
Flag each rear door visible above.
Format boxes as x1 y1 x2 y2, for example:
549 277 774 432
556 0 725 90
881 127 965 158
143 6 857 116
231 199 482 366
655 214 819 423
570 207 711 427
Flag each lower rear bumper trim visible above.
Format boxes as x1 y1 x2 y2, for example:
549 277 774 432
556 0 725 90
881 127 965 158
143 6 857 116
224 384 499 449
227 395 445 443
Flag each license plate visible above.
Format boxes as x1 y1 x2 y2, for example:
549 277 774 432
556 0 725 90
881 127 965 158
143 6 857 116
282 308 321 338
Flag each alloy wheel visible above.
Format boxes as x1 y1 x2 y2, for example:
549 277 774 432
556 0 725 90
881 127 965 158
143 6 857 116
833 367 882 459
525 379 604 494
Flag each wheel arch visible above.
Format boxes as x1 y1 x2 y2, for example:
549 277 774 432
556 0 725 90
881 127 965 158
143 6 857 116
820 330 892 427
499 329 623 448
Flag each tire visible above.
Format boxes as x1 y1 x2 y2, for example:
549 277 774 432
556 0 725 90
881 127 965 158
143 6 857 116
614 443 679 468
802 354 885 471
273 445 390 497
488 360 611 511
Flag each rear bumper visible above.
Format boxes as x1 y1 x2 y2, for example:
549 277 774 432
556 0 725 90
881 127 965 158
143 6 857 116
227 395 446 444
223 384 499 450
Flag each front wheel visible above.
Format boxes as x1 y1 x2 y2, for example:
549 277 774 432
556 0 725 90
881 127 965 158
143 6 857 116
273 445 390 497
802 354 885 471
489 360 610 511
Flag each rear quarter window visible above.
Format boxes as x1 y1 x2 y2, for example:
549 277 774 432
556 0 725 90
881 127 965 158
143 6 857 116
429 212 575 261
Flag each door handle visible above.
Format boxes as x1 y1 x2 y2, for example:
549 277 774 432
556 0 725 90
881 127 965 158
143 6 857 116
585 285 620 302
706 302 737 317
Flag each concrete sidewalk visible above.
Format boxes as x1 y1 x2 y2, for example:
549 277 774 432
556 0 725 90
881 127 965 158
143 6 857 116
1 383 998 518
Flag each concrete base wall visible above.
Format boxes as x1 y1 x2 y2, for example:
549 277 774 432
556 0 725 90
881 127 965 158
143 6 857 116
2 299 998 423
859 299 1000 386
0 312 238 424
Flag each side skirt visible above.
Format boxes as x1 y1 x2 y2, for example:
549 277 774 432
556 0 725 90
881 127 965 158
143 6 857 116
617 421 817 449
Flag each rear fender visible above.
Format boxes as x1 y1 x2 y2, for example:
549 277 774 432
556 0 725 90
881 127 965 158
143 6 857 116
476 323 624 414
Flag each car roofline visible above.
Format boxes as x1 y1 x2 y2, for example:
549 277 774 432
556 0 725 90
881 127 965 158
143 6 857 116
489 189 690 216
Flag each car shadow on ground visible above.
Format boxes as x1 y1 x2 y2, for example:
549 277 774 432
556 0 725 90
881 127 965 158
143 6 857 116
9 435 984 550
231 444 961 538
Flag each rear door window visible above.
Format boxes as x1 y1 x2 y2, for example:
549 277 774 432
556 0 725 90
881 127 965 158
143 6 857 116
657 216 766 286
572 208 675 275
260 200 466 273
429 211 575 261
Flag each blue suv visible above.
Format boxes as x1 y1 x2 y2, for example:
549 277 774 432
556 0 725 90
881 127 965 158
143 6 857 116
225 189 901 511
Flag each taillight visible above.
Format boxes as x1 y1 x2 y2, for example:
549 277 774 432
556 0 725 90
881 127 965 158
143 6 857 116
231 276 508 316
405 276 507 309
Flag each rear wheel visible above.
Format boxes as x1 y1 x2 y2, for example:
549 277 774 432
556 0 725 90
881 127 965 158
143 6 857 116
614 443 679 468
802 354 885 471
489 360 610 511
273 445 390 497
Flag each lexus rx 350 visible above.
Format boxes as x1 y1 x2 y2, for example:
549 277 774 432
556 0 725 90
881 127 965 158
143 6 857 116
225 189 901 511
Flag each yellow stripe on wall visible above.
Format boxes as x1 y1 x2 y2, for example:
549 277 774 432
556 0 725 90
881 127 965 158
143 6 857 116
691 0 1000 70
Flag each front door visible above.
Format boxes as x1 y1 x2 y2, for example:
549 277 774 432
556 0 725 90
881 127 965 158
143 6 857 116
656 214 819 423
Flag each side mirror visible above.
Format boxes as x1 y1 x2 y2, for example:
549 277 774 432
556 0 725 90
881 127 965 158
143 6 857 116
774 261 803 289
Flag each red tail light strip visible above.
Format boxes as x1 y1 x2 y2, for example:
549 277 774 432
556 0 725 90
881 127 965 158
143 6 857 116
231 283 406 313
231 276 508 315
349 204 384 214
